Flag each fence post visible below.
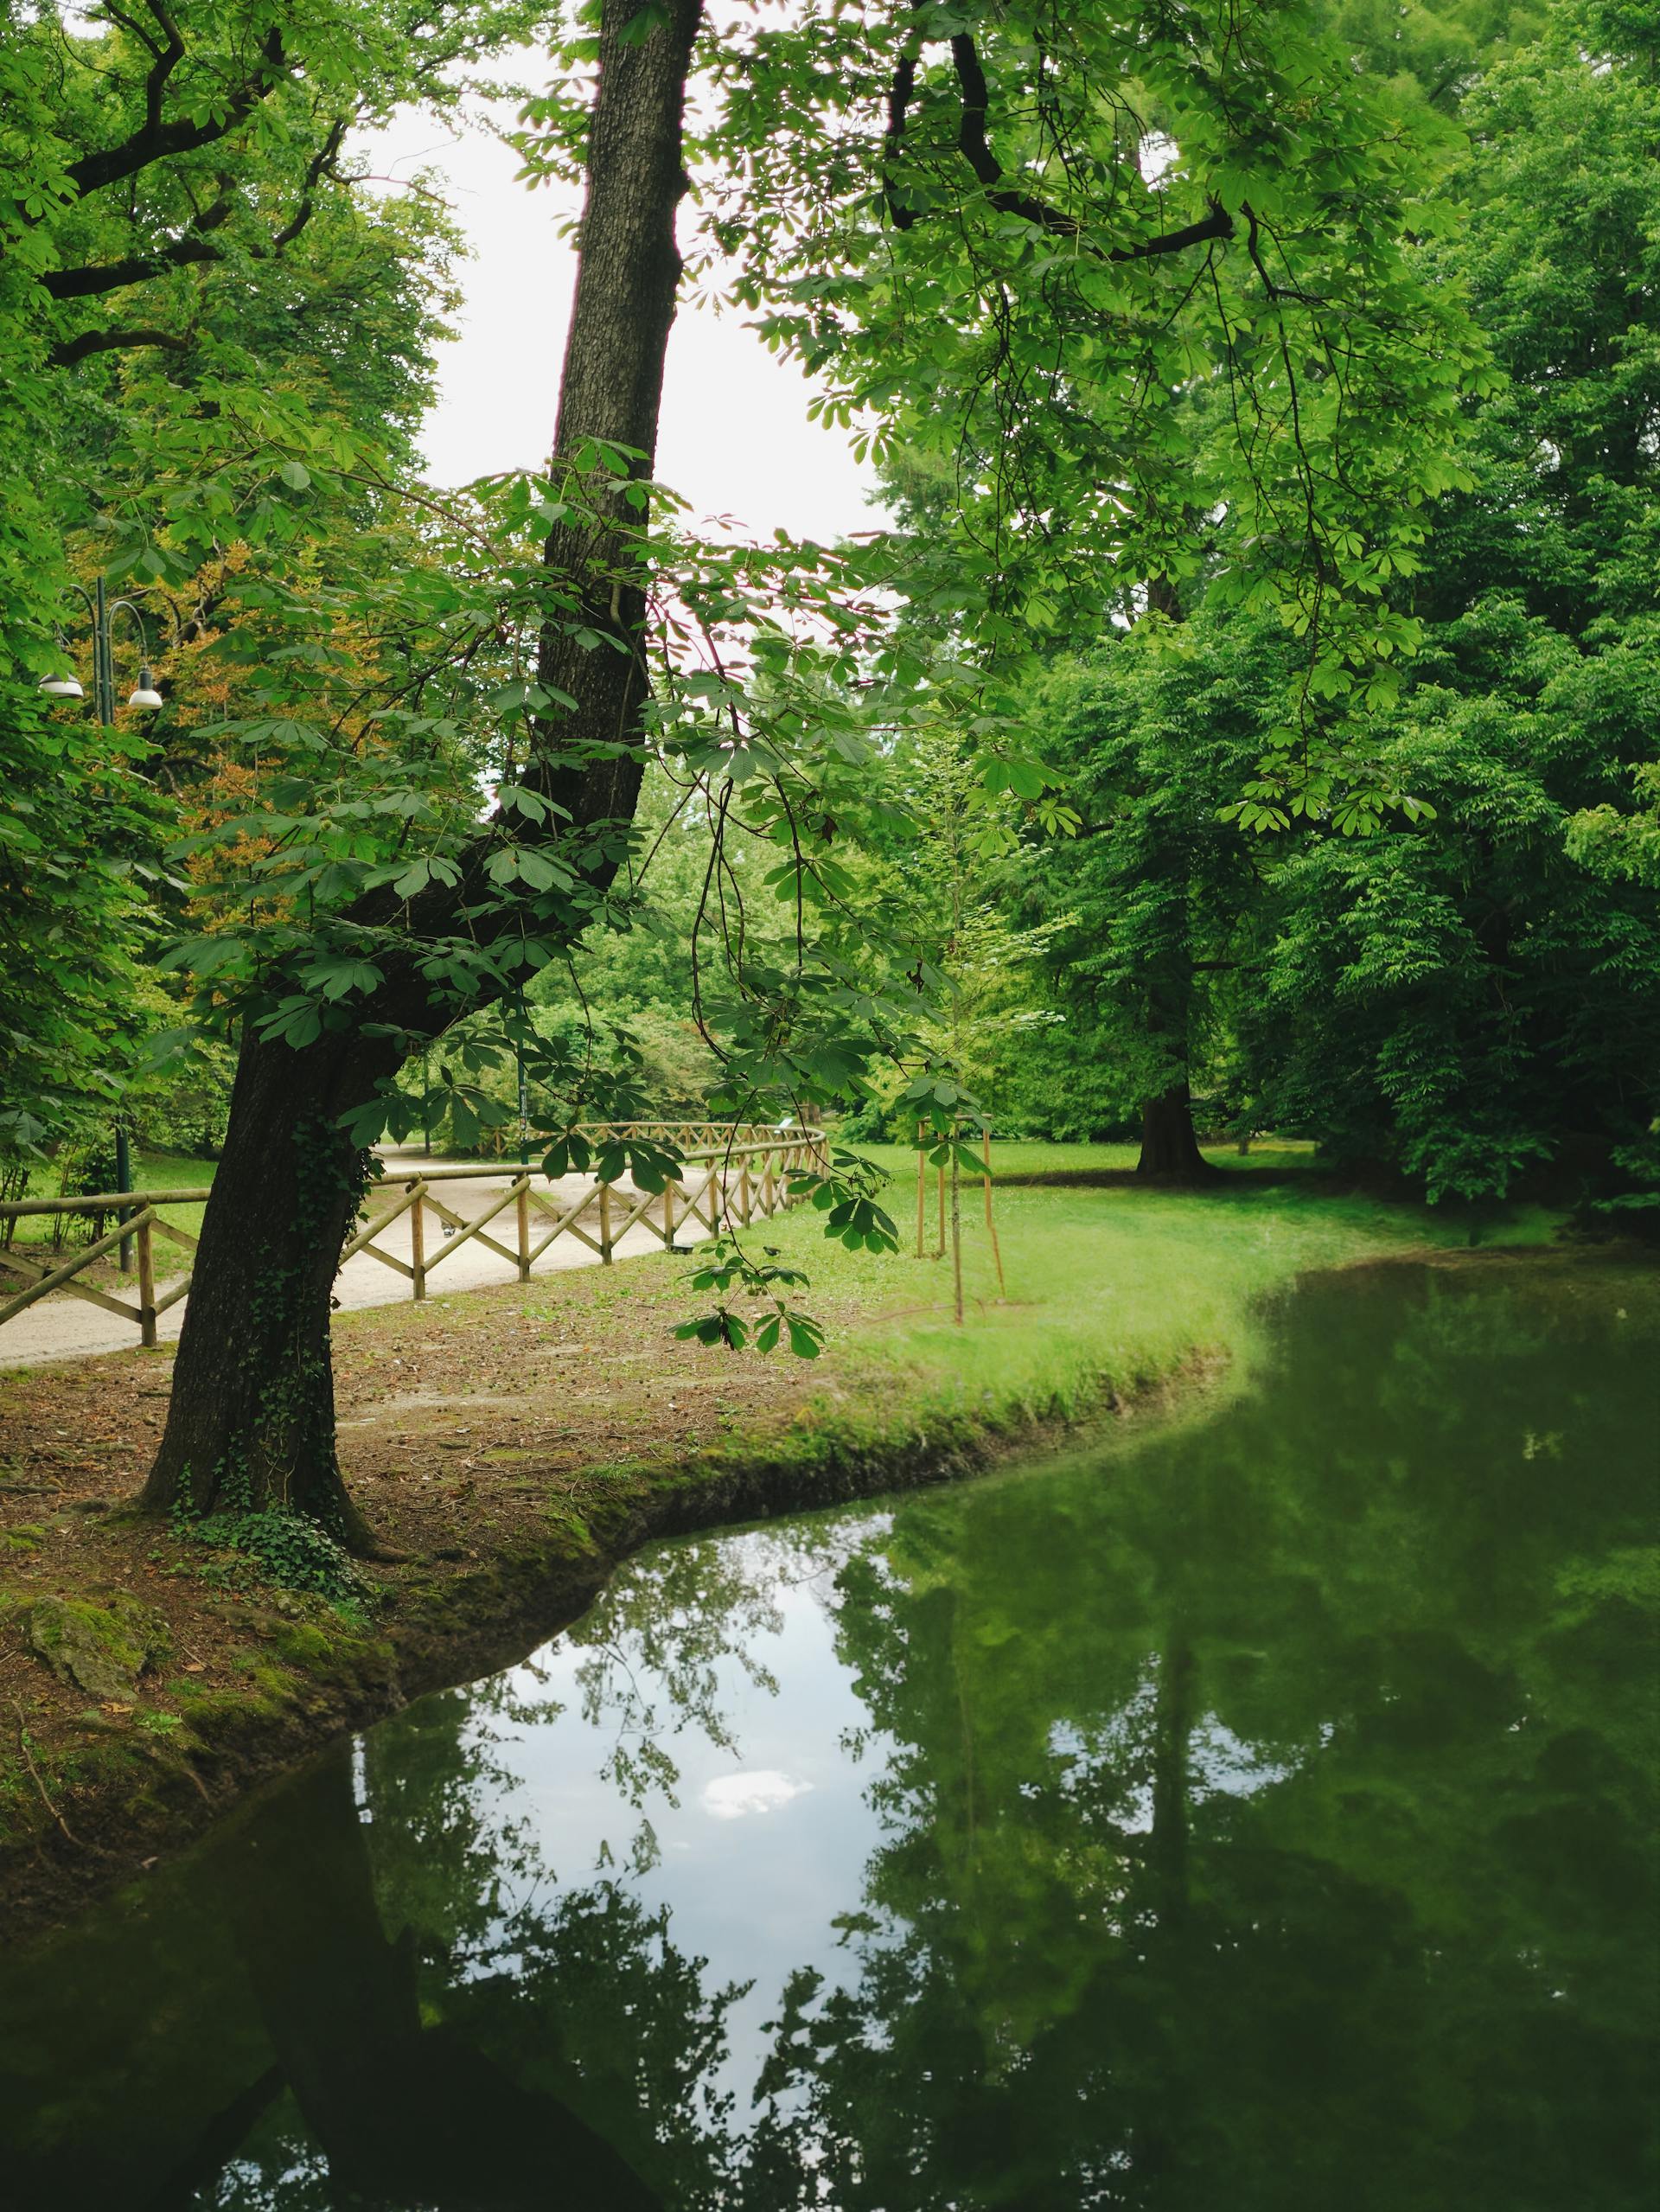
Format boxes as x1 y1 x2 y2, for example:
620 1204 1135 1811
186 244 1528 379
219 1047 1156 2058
410 1181 426 1301
739 1160 752 1226
516 1174 531 1282
598 1177 614 1264
761 1151 776 1216
136 1213 157 1348
663 1178 676 1247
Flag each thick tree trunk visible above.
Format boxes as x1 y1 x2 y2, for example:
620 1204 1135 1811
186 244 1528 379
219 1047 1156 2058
533 0 702 829
144 0 705 1533
1133 913 1216 1184
141 1030 397 1536
1135 1081 1214 1181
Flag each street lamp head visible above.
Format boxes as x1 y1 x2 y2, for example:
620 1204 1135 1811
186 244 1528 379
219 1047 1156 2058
38 671 85 700
129 667 163 711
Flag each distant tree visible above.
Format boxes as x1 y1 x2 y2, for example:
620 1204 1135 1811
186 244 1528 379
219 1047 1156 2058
1017 627 1276 1174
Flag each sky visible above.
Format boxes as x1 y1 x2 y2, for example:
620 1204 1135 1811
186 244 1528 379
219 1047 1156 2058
359 103 884 545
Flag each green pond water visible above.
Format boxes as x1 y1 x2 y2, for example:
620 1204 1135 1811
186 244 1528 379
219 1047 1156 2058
2 1258 1657 2210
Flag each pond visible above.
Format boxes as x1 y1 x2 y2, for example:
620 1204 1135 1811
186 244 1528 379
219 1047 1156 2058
2 1258 1657 2210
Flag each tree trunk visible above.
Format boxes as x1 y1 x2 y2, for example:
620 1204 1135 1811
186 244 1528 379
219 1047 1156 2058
143 0 705 1534
1136 1081 1213 1181
141 1031 397 1536
533 0 702 831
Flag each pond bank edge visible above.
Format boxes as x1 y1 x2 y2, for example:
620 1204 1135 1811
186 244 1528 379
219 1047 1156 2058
0 1334 1224 1943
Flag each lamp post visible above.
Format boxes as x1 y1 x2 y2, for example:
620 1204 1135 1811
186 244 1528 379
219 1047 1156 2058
37 577 164 726
114 1123 133 1274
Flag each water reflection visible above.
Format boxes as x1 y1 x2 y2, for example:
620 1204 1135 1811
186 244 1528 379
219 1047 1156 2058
1 1261 1655 2210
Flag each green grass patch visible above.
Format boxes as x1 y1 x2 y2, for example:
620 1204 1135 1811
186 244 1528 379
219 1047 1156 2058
2 1147 217 1263
850 1135 1321 1183
747 1160 1567 1448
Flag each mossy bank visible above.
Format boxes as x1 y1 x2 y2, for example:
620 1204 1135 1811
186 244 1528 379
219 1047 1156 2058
0 1156 1580 1937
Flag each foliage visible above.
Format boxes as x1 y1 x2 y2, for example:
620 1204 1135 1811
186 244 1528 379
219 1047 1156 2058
0 677 162 1159
685 0 1487 803
175 1497 373 1608
1241 16 1660 1200
884 3 1659 1200
0 1 533 1159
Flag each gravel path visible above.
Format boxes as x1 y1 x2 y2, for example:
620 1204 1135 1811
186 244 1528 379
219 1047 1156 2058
0 1159 697 1370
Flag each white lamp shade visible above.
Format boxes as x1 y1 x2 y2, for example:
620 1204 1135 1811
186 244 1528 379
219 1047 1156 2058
129 677 163 710
39 673 85 700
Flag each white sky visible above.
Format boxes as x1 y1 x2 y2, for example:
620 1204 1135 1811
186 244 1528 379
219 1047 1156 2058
359 105 883 544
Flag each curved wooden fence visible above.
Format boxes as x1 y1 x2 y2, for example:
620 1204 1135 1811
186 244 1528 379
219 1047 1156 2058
0 1125 826 1351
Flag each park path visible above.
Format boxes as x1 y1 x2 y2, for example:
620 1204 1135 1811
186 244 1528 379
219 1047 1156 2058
0 1157 675 1371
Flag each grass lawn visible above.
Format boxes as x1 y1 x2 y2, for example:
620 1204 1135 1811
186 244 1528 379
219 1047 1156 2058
849 1135 1319 1182
751 1156 1567 1450
1 1148 217 1272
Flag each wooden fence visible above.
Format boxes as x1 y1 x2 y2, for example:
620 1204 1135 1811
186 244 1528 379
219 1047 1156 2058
0 1126 826 1351
469 1118 781 1157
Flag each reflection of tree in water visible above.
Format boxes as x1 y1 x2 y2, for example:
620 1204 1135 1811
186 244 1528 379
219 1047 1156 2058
572 1533 788 1812
211 1696 750 2211
565 1519 881 1814
2 1267 1652 2211
191 1524 860 2210
0 1676 748 2209
731 1267 1659 2212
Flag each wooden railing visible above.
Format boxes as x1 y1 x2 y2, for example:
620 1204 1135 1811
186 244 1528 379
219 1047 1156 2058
0 1126 826 1351
467 1118 783 1158
564 1120 782 1148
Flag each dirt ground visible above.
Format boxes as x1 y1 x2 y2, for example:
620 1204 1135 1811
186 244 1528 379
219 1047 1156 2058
0 1252 861 1864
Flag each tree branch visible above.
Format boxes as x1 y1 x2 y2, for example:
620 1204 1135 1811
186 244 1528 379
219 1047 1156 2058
42 189 234 299
268 117 348 252
43 110 346 310
63 24 288 201
949 32 1078 237
892 31 1236 264
882 46 919 231
138 0 188 139
48 324 189 368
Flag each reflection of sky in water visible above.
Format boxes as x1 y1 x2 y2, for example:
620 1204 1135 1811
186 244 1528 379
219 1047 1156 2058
459 1526 897 2119
454 1519 1313 2119
1191 1718 1299 1798
1049 1690 1299 1837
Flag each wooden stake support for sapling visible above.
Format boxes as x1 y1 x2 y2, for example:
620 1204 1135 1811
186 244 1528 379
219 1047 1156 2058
913 1119 1006 1320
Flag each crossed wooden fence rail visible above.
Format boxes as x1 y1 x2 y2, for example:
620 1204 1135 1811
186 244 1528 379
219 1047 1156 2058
0 1126 826 1351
